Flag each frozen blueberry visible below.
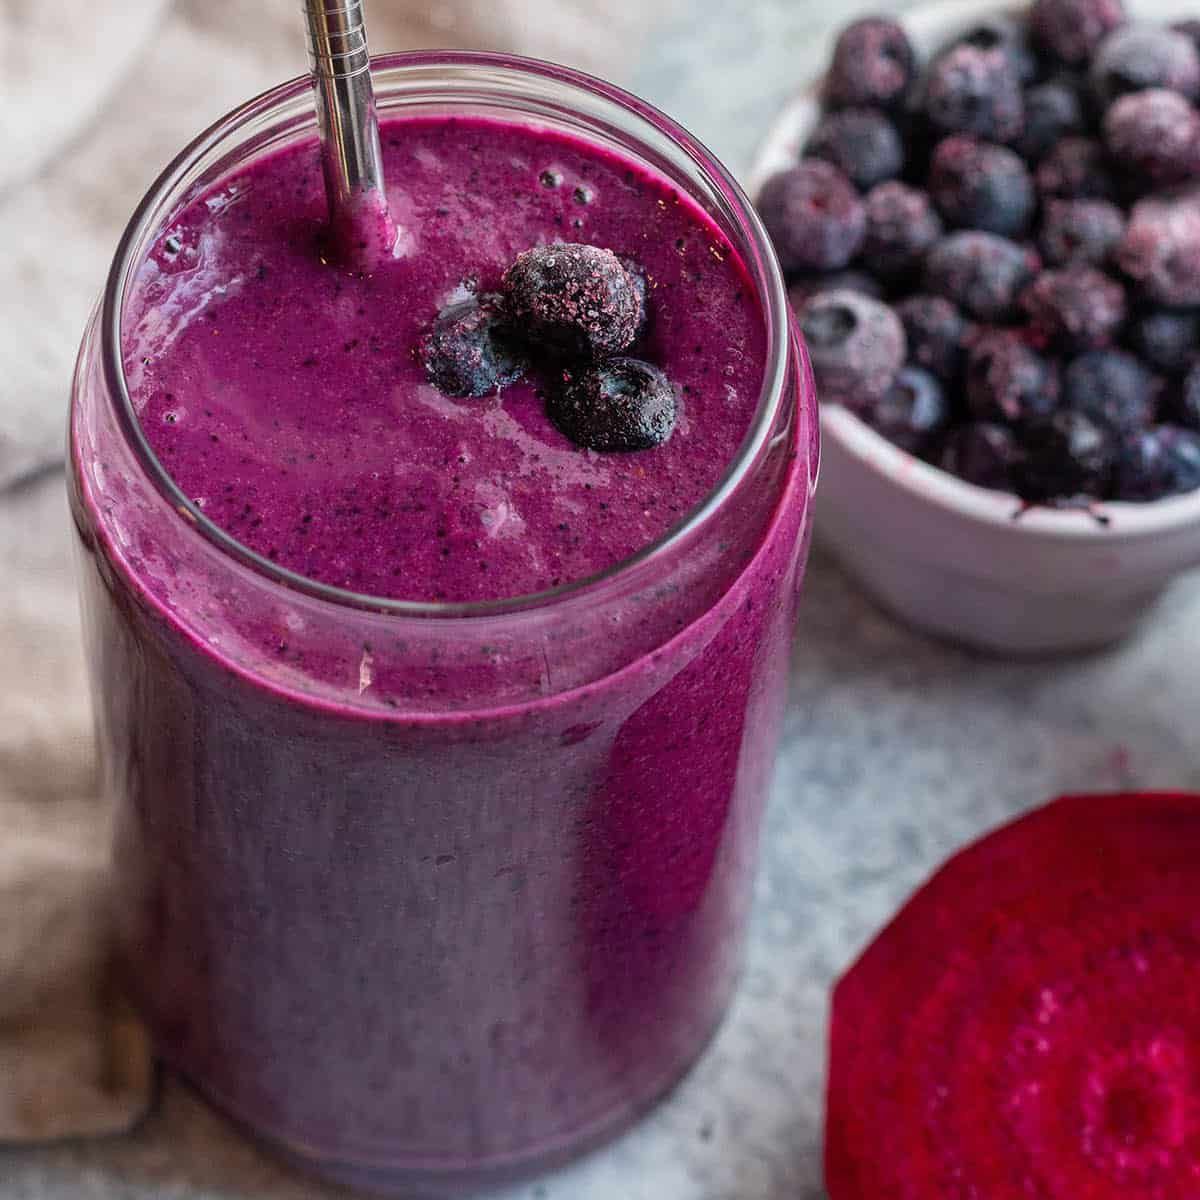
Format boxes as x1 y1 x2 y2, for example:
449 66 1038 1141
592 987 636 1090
1035 137 1116 200
896 294 970 382
861 182 943 277
418 294 529 398
757 162 866 273
502 244 644 358
940 15 1040 86
825 17 917 110
1113 424 1200 497
1163 425 1200 491
862 365 950 453
928 135 1035 237
1019 266 1128 351
799 289 906 410
547 357 676 452
1116 191 1200 307
618 256 650 342
1063 348 1159 434
1173 361 1200 427
1103 89 1200 186
1038 198 1125 267
921 45 1025 143
1017 79 1088 160
923 231 1040 321
940 421 1022 490
1030 0 1126 66
1129 308 1200 375
1091 25 1200 107
1014 409 1116 501
1172 19 1200 55
895 108 941 184
789 271 884 308
804 108 905 190
966 328 1060 424
1114 426 1175 497
788 270 884 310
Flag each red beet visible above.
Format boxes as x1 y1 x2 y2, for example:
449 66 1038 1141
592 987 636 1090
826 792 1200 1198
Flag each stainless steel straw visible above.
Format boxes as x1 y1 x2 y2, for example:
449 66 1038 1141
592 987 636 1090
302 0 395 262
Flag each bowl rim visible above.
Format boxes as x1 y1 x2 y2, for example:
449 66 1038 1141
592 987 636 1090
746 0 1200 543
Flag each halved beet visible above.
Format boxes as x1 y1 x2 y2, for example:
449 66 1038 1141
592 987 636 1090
827 792 1200 1198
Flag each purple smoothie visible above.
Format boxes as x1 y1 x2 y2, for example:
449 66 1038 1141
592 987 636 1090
127 116 763 602
70 75 815 1195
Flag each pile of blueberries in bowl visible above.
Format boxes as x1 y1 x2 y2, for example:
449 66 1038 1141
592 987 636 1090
758 0 1200 506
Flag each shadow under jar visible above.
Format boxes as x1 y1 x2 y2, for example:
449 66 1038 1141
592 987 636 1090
68 52 816 1197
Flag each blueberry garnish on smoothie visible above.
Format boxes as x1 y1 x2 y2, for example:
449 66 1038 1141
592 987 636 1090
418 293 529 397
418 237 677 453
547 357 677 452
502 243 645 358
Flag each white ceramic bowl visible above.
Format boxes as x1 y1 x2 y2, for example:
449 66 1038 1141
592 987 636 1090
748 0 1200 654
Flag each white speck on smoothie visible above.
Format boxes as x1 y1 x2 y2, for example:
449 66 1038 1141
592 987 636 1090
1036 988 1061 1024
381 188 420 259
358 648 374 695
410 382 472 421
413 146 441 171
440 279 477 308
475 483 526 541
125 234 246 381
204 185 242 214
478 405 613 486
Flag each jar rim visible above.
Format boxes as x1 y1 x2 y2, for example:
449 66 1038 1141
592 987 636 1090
99 50 794 619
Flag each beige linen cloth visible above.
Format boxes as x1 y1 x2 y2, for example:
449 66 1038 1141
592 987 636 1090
0 0 671 1145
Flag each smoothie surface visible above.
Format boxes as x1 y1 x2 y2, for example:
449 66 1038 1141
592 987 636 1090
125 115 766 602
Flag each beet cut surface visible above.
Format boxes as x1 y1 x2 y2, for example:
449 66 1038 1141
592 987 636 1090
827 791 1200 1199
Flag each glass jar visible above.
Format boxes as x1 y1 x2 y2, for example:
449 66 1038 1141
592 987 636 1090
69 52 817 1196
